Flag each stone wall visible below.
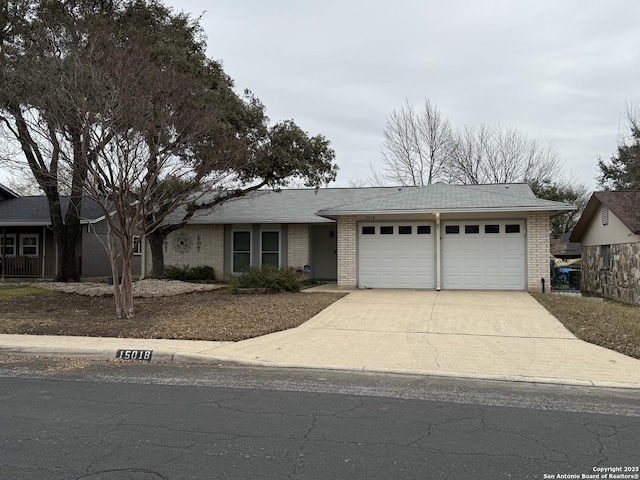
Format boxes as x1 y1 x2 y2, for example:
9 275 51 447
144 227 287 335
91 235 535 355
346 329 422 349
582 242 640 306
527 211 550 292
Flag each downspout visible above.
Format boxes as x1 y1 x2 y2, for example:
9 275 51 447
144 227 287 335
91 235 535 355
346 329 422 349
435 212 441 291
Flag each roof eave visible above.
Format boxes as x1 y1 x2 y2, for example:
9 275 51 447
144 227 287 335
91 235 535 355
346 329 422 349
316 205 576 217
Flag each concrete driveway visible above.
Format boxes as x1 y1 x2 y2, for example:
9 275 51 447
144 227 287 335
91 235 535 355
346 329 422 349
215 290 640 388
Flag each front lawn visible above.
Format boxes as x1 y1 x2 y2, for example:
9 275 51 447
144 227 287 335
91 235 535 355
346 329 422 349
0 286 345 341
531 292 640 360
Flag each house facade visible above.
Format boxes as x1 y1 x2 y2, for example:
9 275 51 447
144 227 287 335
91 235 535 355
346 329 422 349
0 183 142 281
570 191 640 305
152 183 573 292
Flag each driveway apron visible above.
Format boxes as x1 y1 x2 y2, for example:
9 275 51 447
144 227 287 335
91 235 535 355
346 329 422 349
215 290 640 388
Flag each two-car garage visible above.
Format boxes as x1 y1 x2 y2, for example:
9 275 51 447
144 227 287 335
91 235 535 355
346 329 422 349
358 220 526 290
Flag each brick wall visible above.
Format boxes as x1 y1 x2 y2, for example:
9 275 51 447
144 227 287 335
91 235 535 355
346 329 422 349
287 224 309 269
337 216 357 286
146 225 224 280
526 212 550 292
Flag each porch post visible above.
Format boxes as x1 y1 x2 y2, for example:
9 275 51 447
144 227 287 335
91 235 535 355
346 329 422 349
1 227 5 281
42 227 46 279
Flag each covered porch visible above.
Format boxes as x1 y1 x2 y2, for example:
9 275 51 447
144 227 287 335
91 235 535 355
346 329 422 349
0 227 80 280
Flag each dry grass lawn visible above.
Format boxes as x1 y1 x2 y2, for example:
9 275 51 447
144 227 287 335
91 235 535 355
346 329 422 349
0 285 346 341
531 292 640 360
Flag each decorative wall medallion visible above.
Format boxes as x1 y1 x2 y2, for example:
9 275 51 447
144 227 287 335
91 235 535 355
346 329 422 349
173 232 193 254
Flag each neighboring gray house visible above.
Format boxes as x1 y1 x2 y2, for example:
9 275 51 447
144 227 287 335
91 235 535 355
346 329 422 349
157 183 573 291
570 191 640 305
0 183 142 280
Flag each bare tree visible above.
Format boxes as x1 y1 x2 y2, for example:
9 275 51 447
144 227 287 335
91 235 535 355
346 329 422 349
380 99 454 186
448 124 561 185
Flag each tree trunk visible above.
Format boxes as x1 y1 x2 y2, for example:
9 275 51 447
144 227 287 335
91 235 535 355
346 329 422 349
147 230 166 279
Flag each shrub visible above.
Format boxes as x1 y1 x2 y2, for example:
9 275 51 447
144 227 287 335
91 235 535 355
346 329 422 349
164 265 216 282
230 265 301 293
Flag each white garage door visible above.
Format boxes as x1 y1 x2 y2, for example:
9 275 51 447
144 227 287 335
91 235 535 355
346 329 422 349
359 222 435 288
442 221 525 290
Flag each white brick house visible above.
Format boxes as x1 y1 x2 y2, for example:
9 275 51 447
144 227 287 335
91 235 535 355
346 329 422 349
150 183 573 292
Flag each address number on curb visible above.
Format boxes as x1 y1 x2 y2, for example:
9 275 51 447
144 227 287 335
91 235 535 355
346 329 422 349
116 349 153 362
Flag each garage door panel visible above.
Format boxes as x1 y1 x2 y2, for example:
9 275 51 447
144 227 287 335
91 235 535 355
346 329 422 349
443 221 525 290
359 222 435 289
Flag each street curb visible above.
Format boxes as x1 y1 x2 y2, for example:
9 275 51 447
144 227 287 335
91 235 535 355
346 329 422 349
4 345 640 391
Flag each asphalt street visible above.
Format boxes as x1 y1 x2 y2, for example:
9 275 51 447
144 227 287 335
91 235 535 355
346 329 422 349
1 358 639 480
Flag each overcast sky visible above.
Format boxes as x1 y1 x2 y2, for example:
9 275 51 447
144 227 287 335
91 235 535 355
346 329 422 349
170 0 639 190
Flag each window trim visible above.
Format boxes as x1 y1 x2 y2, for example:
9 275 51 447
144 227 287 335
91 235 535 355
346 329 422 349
19 234 39 256
260 229 281 268
600 244 612 270
232 230 252 273
1 234 17 256
133 236 142 256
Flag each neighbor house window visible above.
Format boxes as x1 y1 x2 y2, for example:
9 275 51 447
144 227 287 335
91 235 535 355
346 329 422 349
1 234 16 256
232 231 251 273
261 231 280 267
445 225 459 234
505 224 521 233
20 234 38 256
601 245 612 270
133 236 142 255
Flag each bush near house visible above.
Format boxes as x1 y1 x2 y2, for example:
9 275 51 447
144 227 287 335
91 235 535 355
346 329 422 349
164 265 216 282
230 265 301 293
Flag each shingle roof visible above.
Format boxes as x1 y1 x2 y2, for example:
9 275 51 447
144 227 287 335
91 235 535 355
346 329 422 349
175 183 574 225
570 191 640 241
317 183 574 216
0 196 106 226
0 183 19 200
182 187 401 224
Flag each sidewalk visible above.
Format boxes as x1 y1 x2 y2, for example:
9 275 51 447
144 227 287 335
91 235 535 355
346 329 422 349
2 289 640 390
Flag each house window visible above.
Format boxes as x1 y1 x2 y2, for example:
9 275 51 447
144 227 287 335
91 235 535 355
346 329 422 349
398 226 412 235
232 231 251 273
20 234 39 256
505 224 521 234
261 231 280 267
1 234 16 256
465 225 480 234
601 206 609 226
445 225 459 234
133 236 142 256
380 226 394 235
417 225 431 234
601 245 612 270
362 226 375 235
485 225 500 234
